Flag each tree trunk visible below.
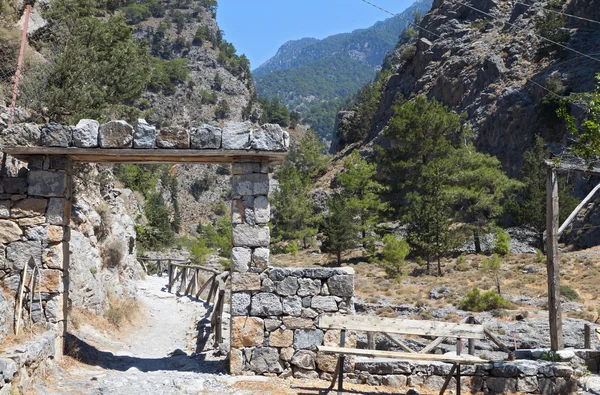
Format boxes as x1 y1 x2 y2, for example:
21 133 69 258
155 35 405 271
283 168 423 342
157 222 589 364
538 232 545 254
496 277 501 295
426 257 430 274
336 249 342 266
437 255 442 276
473 229 482 254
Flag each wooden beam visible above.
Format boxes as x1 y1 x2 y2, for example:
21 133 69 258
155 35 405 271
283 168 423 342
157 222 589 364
545 158 600 175
558 183 600 235
546 167 564 350
4 147 287 165
318 315 485 339
317 346 488 364
382 332 416 353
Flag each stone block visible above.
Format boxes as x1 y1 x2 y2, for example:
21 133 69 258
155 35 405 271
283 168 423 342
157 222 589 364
269 329 293 347
492 360 539 377
291 350 316 370
293 329 324 350
11 198 47 218
45 295 61 324
6 240 42 270
1 177 28 194
251 124 289 151
230 348 244 375
232 173 269 197
316 352 339 373
73 119 99 148
382 375 408 387
282 296 302 316
519 376 539 393
301 308 318 319
232 162 261 174
231 247 251 273
191 124 221 149
49 156 70 170
231 316 264 347
0 200 9 218
311 296 338 312
280 347 294 362
156 126 190 148
43 243 64 269
486 377 517 393
133 119 156 149
47 226 64 242
277 276 299 296
0 123 41 146
264 318 281 332
293 366 319 379
222 121 252 150
323 329 357 348
41 123 72 147
0 220 22 243
46 199 69 225
231 272 261 292
24 224 48 241
231 292 251 316
99 120 134 148
297 278 321 297
251 292 283 316
253 196 270 224
252 247 269 268
18 216 45 226
327 275 354 297
39 269 62 293
28 171 68 197
282 317 313 329
250 347 283 374
232 224 269 247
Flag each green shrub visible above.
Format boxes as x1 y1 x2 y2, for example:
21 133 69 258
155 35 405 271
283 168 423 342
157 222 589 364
455 254 469 271
285 240 299 255
190 174 216 200
190 239 211 264
380 234 410 277
459 287 509 312
560 285 579 300
493 229 510 256
148 58 190 95
536 249 545 263
214 99 230 119
121 4 151 24
200 89 217 104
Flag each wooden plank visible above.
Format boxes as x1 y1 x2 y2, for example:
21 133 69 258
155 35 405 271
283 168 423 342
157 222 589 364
15 260 29 336
483 328 512 353
5 147 287 165
367 332 375 350
585 324 592 349
168 263 219 274
546 167 564 350
318 315 485 339
545 158 600 175
168 267 184 293
420 336 447 354
559 183 600 235
196 274 216 300
439 363 457 395
317 346 488 364
382 332 416 353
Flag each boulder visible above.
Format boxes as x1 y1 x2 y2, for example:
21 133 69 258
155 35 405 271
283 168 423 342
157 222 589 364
134 119 156 149
293 329 324 350
290 350 316 370
156 126 190 148
277 276 299 296
251 124 289 151
231 316 264 347
250 347 283 374
191 124 222 149
282 296 302 316
0 123 40 147
327 275 354 297
99 120 134 148
231 292 251 316
269 329 293 347
73 119 99 148
222 122 252 149
251 292 283 316
41 123 72 147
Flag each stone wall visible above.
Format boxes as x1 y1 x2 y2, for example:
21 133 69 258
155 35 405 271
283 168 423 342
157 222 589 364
0 155 71 351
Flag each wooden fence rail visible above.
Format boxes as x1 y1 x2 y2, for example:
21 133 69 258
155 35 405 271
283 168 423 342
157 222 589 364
139 258 190 276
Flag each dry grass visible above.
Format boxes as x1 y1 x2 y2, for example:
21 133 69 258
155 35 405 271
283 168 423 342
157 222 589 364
101 237 126 269
95 203 114 242
104 297 141 328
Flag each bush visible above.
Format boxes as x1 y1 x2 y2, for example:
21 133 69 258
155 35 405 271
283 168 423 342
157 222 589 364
214 99 230 119
560 285 579 301
190 174 216 200
454 254 469 271
148 58 190 95
101 237 126 269
459 287 509 312
190 239 211 264
493 229 510 256
104 297 139 327
284 240 299 255
380 234 410 277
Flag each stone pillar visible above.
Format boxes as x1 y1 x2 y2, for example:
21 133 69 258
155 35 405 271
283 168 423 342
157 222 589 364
0 155 72 355
229 159 271 375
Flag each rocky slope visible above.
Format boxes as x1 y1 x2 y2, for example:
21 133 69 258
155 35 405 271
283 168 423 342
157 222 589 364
339 0 600 174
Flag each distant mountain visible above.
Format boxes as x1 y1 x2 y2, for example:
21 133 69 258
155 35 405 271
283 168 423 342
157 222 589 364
253 0 433 140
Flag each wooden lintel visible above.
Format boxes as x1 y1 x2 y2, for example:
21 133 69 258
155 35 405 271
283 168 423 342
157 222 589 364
4 147 287 164
545 158 600 175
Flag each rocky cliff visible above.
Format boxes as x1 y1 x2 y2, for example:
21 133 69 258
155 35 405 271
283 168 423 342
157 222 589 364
337 0 600 175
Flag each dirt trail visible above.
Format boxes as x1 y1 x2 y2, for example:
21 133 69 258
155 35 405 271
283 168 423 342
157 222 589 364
37 275 405 395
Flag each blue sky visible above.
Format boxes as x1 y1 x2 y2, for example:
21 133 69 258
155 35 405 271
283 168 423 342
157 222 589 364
217 0 415 70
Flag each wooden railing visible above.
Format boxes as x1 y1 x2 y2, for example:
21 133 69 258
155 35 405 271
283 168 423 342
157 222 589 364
138 258 190 276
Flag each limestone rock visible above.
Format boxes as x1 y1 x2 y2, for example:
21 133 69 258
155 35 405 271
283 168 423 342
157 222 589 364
311 296 338 312
231 292 251 316
0 200 9 218
261 277 275 292
231 247 251 273
0 220 23 244
231 272 261 292
11 198 47 218
191 124 222 149
251 124 289 151
156 126 190 148
486 377 517 393
134 119 156 149
73 119 99 148
280 347 295 362
283 317 313 329
1 177 27 194
222 121 252 149
316 352 339 373
327 275 354 297
282 296 302 316
28 171 68 197
298 278 321 297
252 247 269 268
293 329 324 350
264 318 281 332
277 276 299 296
230 349 244 375
253 196 270 224
39 269 62 293
41 123 72 147
46 198 68 225
231 316 264 347
251 292 283 316
250 347 283 374
99 120 134 148
6 240 41 270
290 350 316 370
0 123 40 147
232 173 269 197
233 224 270 247
269 329 293 347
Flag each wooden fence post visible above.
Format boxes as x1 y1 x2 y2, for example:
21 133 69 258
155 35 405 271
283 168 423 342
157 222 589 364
546 167 564 350
585 324 591 349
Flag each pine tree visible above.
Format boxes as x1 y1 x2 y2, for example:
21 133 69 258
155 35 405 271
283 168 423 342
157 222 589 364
285 129 330 181
482 254 503 294
322 194 359 266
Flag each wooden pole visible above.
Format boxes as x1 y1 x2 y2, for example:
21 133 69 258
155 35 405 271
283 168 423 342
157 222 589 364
15 262 29 336
467 317 475 355
546 167 564 350
558 183 600 235
585 324 592 349
367 332 375 350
